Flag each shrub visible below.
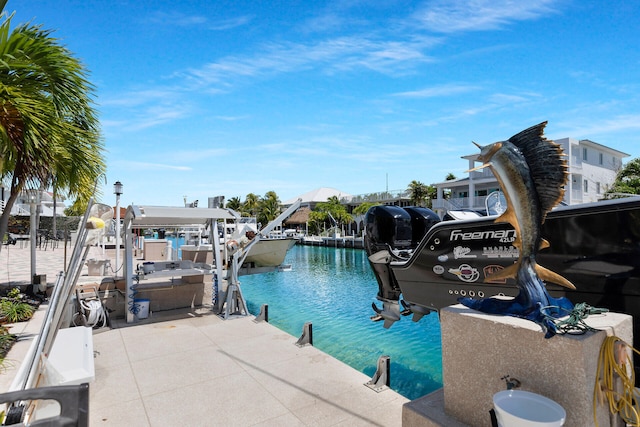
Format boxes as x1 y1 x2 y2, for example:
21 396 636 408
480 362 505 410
0 299 34 323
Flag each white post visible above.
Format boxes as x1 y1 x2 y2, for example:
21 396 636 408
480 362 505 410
115 195 120 275
29 193 37 282
114 181 123 277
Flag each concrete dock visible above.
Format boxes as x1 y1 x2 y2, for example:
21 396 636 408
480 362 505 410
0 244 409 426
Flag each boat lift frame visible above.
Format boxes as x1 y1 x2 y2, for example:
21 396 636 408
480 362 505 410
122 205 239 323
121 199 302 323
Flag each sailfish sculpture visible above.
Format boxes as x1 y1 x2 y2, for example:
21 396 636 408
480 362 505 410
458 122 575 337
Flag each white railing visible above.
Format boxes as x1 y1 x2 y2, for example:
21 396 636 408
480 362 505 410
13 203 32 215
349 189 410 203
432 198 463 211
571 189 583 203
570 155 582 169
469 169 495 180
467 196 493 211
0 201 30 215
432 195 496 213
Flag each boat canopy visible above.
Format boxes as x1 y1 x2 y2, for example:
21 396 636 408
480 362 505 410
124 205 240 228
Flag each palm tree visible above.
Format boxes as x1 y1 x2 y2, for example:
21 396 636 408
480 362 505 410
604 158 640 199
0 11 105 242
407 180 437 208
408 180 428 206
257 191 280 225
242 193 260 217
313 196 353 233
225 196 242 211
353 202 378 216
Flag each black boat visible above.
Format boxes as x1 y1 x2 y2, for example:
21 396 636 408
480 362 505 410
364 196 640 335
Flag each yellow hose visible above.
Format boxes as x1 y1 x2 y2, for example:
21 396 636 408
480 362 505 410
594 336 640 426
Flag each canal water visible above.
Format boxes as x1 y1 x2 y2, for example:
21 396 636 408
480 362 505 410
239 244 443 400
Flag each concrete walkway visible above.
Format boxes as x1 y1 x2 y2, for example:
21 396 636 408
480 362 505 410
0 245 409 426
0 241 70 288
91 311 407 426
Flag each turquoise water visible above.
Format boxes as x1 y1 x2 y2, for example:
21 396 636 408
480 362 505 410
239 244 443 400
166 235 185 258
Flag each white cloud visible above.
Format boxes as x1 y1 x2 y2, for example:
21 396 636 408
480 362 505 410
144 11 253 31
125 106 190 132
214 115 250 122
100 88 180 107
488 93 538 103
393 83 480 98
126 161 192 171
209 15 254 31
181 35 437 88
146 11 208 27
565 114 640 137
414 0 559 33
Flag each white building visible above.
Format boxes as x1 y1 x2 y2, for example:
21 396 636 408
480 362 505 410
432 137 629 218
0 185 67 217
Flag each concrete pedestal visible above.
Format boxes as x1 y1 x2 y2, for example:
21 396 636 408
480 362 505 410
180 245 213 263
143 239 169 260
403 304 632 427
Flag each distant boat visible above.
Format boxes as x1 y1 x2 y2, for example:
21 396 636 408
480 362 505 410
180 213 300 270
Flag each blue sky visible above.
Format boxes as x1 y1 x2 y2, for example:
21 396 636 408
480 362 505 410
9 1 640 207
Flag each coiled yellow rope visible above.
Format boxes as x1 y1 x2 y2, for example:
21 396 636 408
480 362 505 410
594 336 640 426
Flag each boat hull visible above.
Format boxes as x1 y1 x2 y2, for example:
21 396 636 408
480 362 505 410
244 238 297 267
364 197 640 346
388 198 640 316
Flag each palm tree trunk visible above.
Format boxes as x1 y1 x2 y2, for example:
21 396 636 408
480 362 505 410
0 187 22 252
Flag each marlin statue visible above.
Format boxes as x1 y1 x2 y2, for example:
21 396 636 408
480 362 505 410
458 122 575 337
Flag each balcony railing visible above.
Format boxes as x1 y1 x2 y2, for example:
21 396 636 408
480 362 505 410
432 195 498 213
432 198 461 212
347 189 410 203
569 155 583 169
469 169 495 180
570 189 582 203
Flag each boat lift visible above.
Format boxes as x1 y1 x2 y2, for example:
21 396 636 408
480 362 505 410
122 199 302 322
122 205 236 323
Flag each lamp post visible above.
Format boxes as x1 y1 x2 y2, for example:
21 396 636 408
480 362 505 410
29 191 38 283
114 181 123 277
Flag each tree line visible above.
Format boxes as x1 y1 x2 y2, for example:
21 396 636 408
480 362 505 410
225 174 457 235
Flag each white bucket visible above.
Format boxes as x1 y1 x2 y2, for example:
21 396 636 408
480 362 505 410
134 299 150 319
87 259 109 276
493 390 565 426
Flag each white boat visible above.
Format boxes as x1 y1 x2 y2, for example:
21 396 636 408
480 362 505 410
226 209 300 268
243 237 297 267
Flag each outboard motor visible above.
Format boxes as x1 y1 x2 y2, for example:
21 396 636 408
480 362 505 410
365 205 442 328
364 205 413 328
364 205 412 255
403 206 441 247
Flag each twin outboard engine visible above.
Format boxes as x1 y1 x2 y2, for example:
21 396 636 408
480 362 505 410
364 205 412 258
403 206 442 247
364 205 440 327
365 205 440 258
